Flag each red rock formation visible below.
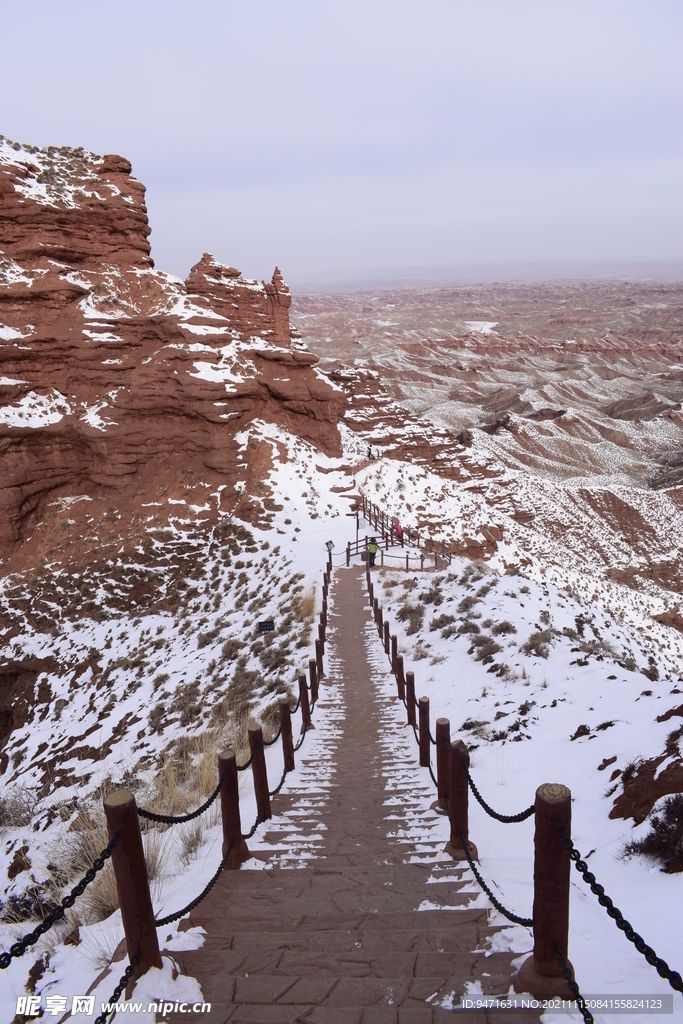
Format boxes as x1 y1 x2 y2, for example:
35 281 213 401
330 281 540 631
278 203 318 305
0 137 346 565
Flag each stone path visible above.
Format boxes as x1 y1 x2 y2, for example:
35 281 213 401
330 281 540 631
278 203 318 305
173 567 539 1023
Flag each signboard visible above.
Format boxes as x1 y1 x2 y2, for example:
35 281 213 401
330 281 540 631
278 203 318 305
258 620 275 634
325 540 335 550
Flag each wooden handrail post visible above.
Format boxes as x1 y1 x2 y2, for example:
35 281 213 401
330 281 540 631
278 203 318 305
373 596 379 623
316 638 324 678
377 605 383 638
421 554 424 570
309 657 319 702
380 548 384 568
103 790 162 985
405 553 409 571
418 696 430 767
445 740 478 861
279 699 295 773
346 542 350 566
391 634 398 674
435 718 450 811
401 529 404 548
368 581 374 606
298 673 313 731
318 622 325 656
248 726 272 822
217 750 250 867
406 671 417 728
515 785 574 997
384 620 390 655
396 655 406 701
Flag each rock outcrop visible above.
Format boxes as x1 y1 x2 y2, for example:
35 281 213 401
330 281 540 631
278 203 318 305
0 136 346 565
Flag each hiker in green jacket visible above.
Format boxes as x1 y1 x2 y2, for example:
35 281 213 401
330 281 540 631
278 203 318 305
368 537 378 568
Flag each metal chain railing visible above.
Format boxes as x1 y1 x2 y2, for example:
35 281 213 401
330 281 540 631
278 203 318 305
555 945 595 1024
293 721 309 752
138 770 229 825
94 950 141 1024
558 825 683 994
464 765 536 823
269 761 291 798
458 831 533 927
154 841 234 927
0 830 122 969
420 704 436 744
428 761 438 789
242 807 263 841
263 717 285 747
138 743 259 825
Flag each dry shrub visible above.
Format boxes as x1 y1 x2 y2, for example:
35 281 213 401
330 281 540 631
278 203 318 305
521 630 553 659
623 795 683 873
0 786 38 829
396 602 425 635
294 586 315 623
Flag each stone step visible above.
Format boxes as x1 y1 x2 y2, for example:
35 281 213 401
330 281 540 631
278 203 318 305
164 974 540 1023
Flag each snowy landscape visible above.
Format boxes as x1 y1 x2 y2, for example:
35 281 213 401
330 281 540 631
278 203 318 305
1 133 682 1021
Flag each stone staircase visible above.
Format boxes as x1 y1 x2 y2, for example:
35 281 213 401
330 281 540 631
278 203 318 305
171 568 539 1023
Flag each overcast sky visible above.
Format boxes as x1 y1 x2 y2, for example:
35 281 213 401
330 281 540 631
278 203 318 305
2 2 682 286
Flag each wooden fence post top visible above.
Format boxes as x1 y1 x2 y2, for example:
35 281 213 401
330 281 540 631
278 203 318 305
418 695 428 706
436 717 449 727
218 747 236 764
536 782 571 805
104 790 134 812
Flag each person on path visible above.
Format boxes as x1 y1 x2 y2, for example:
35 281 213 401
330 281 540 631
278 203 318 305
393 520 403 543
367 536 378 567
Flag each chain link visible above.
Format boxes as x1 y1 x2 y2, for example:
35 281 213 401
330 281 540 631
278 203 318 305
458 831 533 927
154 841 234 927
428 761 439 790
558 825 683 994
464 765 536 823
555 945 594 1024
0 830 122 969
94 950 142 1024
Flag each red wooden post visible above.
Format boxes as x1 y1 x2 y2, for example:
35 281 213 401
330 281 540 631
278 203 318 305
298 673 313 731
421 554 424 571
445 740 477 861
406 671 417 727
368 581 374 606
381 547 384 568
279 699 295 773
418 696 430 767
318 622 325 655
373 596 379 623
430 536 433 553
316 638 324 678
248 725 272 822
401 529 404 548
217 750 250 867
377 605 383 638
435 718 450 810
309 657 319 702
103 791 162 984
515 784 574 997
405 553 409 571
391 634 398 674
396 655 406 701
384 620 390 655
346 542 350 566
